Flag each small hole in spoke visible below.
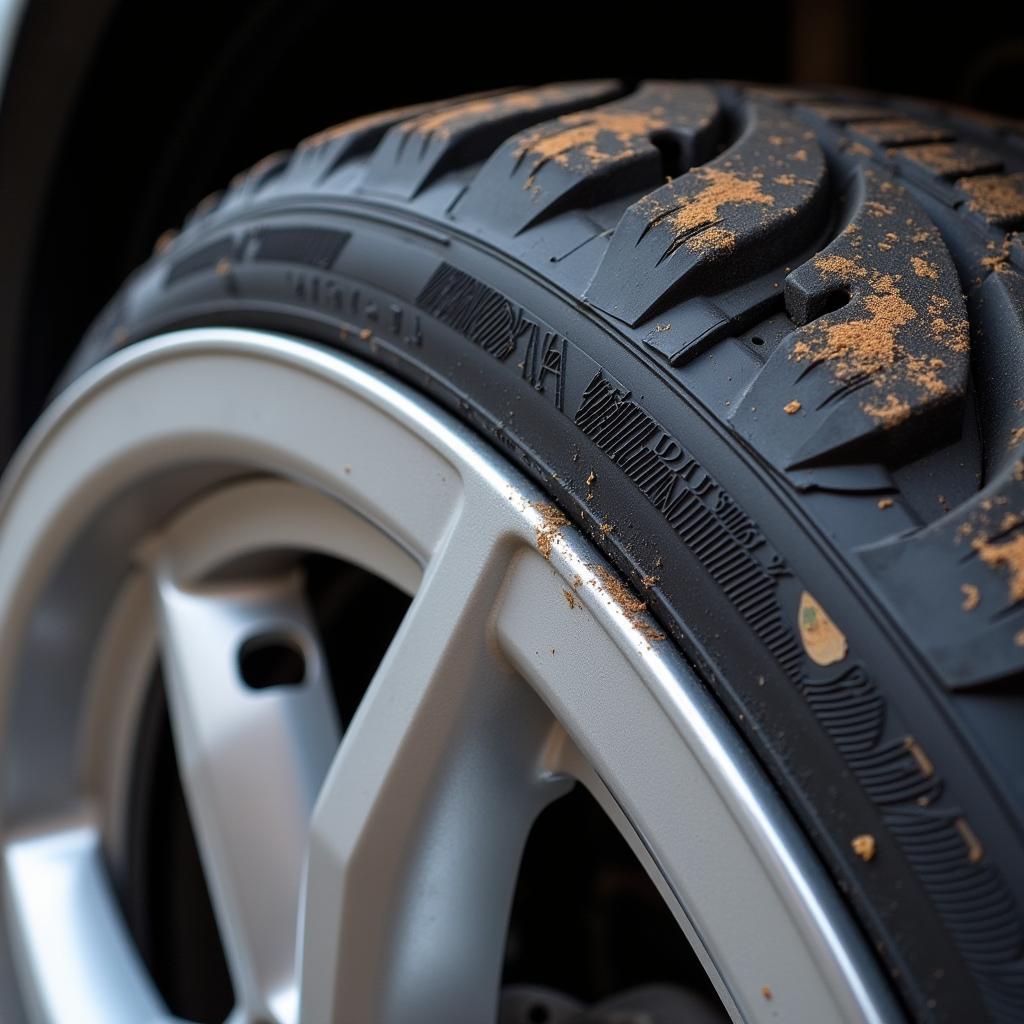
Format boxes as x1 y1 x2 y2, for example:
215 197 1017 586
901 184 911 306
238 633 307 688
124 557 410 1020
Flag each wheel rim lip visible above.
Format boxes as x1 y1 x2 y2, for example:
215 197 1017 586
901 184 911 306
0 328 898 1024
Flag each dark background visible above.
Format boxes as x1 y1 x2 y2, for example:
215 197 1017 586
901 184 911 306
1 0 1023 456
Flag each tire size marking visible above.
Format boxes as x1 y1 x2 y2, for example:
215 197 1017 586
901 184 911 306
418 263 568 411
575 372 803 682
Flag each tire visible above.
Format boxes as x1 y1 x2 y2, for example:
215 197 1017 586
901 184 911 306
67 80 1024 1023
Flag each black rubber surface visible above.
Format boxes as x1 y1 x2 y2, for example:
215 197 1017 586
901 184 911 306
71 81 1024 1022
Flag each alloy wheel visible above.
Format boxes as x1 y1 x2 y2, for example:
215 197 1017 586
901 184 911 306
0 329 898 1023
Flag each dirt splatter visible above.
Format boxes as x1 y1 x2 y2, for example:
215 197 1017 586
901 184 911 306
191 192 221 219
981 237 1015 274
927 293 969 353
645 166 776 255
851 834 876 862
792 273 915 377
862 394 912 429
298 101 435 149
961 583 981 611
789 253 961 430
783 399 802 414
877 498 894 509
972 533 1024 603
215 258 232 277
563 589 576 609
955 818 984 863
900 143 985 176
912 255 939 280
404 87 564 141
905 737 934 778
762 986 773 1001
814 253 868 279
855 118 949 145
153 228 178 254
515 109 669 187
532 502 569 559
586 470 596 487
590 564 664 642
956 172 1024 224
798 591 848 666
864 199 894 218
1010 426 1024 449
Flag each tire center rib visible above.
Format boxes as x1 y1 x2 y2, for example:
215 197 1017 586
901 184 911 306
0 329 899 1023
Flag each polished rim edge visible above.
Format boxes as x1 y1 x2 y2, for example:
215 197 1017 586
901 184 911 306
0 328 900 1024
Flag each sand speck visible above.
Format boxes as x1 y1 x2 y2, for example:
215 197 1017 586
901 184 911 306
851 834 876 862
532 502 569 559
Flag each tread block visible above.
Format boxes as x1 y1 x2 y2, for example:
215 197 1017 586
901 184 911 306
455 82 722 234
955 172 1024 231
800 102 894 124
860 458 1024 688
745 85 834 103
218 151 294 213
584 102 829 326
291 99 463 181
730 166 969 469
362 82 621 200
893 141 1004 182
850 117 954 147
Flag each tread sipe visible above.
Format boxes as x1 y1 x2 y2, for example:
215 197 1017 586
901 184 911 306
74 81 1024 1023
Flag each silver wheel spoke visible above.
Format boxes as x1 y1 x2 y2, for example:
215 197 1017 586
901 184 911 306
4 826 171 1024
153 569 340 1023
299 511 567 1024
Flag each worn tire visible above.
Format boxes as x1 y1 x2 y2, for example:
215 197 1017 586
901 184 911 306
69 81 1024 1022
